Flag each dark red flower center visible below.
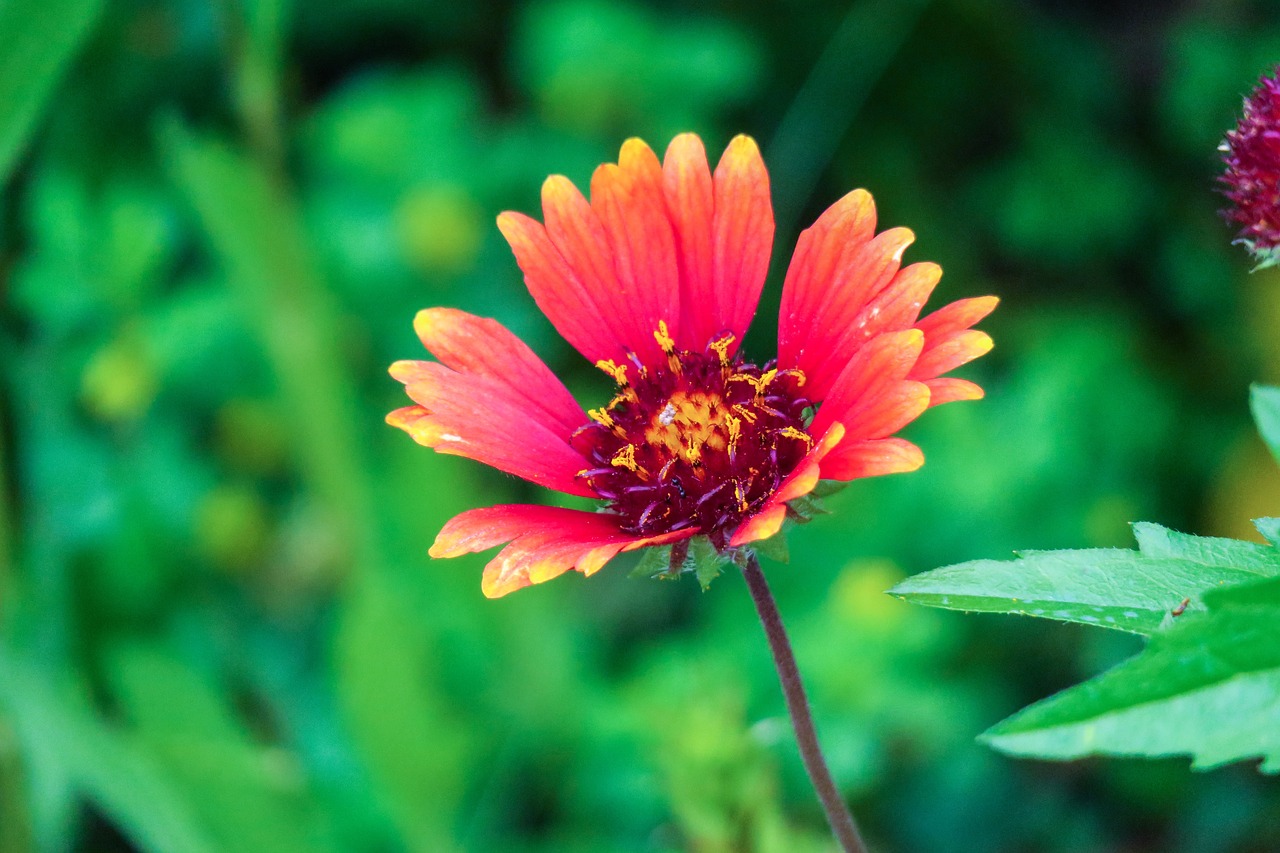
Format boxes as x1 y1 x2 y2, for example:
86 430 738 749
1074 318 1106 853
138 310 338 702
572 323 813 548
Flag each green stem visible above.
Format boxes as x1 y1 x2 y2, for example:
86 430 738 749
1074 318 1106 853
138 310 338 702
741 552 868 853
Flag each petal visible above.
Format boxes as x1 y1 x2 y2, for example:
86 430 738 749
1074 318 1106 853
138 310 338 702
910 329 994 382
728 423 845 548
663 134 716 349
496 210 618 364
430 504 609 558
709 135 774 351
808 329 925 441
820 437 924 481
778 190 877 348
413 308 586 436
388 361 594 497
430 504 692 597
914 295 999 340
589 140 681 364
925 377 985 406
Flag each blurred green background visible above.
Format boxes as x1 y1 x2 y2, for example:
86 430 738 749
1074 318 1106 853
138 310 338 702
3 0 1280 850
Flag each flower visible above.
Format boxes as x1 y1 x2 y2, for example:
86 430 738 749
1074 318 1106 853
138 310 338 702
1221 66 1280 269
388 134 996 597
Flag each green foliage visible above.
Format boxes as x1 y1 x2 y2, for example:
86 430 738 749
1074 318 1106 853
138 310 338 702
3 0 1280 850
890 542 1277 635
1252 384 1280 465
0 0 103 183
984 576 1280 772
898 389 1280 775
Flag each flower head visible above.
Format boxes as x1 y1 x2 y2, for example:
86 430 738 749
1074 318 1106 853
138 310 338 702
1221 66 1280 268
389 134 996 597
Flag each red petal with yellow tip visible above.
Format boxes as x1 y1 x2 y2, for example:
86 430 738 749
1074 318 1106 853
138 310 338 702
663 134 716 348
431 503 692 597
413 307 586 435
820 437 925 481
710 135 774 350
729 424 845 548
388 360 593 497
924 377 985 406
496 210 619 365
808 329 924 441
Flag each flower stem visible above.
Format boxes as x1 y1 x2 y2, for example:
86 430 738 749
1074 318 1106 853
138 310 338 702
741 552 868 853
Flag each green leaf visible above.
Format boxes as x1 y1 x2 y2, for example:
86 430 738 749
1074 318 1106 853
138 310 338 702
0 652 218 853
1132 522 1280 574
689 537 724 591
1257 518 1280 547
751 527 790 564
890 545 1276 636
630 544 674 579
0 0 104 183
982 574 1280 772
1251 384 1280 466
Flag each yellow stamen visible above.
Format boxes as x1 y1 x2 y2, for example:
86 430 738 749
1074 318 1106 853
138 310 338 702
588 407 615 429
726 414 742 459
709 333 735 368
731 404 758 424
779 426 813 446
734 480 749 512
755 368 777 400
610 444 646 478
654 320 681 373
596 359 629 386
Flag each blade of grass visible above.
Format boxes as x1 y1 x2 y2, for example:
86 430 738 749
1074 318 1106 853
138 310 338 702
0 0 105 184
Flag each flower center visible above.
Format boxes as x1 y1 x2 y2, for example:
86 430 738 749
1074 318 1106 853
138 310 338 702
572 323 813 547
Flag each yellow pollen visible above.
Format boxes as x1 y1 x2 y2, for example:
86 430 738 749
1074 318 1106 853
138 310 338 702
734 480 749 512
643 390 730 457
588 407 615 429
654 320 682 373
611 443 645 478
596 359 629 386
779 426 812 446
755 368 777 400
709 333 735 368
731 404 758 424
726 414 742 459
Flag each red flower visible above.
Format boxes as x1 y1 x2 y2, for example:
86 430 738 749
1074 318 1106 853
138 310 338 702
389 134 996 597
1222 66 1280 268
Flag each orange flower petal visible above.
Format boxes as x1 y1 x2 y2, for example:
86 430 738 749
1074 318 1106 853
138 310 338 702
496 210 619 364
388 361 594 497
925 377 985 405
413 307 586 436
820 437 924 481
431 503 692 597
809 329 924 440
841 380 931 441
915 295 999 340
911 329 994 382
590 141 681 364
710 135 774 350
728 423 845 547
663 134 716 349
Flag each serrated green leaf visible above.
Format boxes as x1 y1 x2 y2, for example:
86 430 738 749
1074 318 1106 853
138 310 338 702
0 0 104 183
1256 518 1280 547
982 574 1280 773
1251 384 1280 465
809 480 849 499
630 544 673 579
1132 522 1280 574
751 527 790 564
689 538 724 591
785 493 829 523
890 546 1274 635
